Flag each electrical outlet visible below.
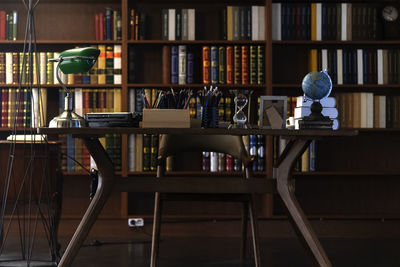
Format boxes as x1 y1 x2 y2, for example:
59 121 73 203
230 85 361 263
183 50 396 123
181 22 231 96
128 218 144 227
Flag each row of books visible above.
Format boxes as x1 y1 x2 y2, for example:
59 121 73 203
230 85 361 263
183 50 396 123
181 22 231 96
164 45 194 84
309 48 400 85
335 92 400 129
127 134 265 173
276 137 317 173
0 87 46 128
94 8 122 41
63 133 121 172
272 3 381 41
0 11 17 41
161 9 195 41
60 88 122 172
223 6 265 41
202 135 265 172
129 9 148 40
202 45 265 85
0 45 122 85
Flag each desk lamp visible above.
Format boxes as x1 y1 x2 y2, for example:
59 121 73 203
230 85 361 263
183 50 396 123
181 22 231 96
49 47 100 128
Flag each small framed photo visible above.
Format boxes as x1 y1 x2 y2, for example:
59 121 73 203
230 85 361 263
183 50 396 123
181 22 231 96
259 96 287 129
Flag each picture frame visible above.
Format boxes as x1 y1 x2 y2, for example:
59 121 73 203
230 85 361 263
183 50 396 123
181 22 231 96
259 96 287 129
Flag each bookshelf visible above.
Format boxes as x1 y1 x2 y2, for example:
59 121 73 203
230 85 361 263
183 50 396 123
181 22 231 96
2 0 400 223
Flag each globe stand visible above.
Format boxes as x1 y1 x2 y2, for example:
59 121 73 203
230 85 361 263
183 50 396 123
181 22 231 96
298 101 333 129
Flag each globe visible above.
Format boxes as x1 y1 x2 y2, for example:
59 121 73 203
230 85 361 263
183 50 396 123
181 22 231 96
301 71 332 101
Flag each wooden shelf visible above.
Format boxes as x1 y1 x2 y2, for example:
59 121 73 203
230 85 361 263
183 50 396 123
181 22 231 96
127 171 267 177
127 83 265 88
0 40 122 45
272 40 400 45
127 40 266 45
0 84 121 88
293 171 400 177
273 84 400 89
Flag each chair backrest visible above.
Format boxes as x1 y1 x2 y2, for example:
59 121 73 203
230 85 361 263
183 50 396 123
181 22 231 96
158 134 251 166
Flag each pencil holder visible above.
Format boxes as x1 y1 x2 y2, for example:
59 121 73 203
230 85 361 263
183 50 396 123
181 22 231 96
210 106 218 128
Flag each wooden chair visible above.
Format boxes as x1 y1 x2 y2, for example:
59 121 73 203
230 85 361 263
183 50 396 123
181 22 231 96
150 134 261 267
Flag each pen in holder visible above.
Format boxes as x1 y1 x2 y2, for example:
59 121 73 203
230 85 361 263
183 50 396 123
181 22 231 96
200 86 222 128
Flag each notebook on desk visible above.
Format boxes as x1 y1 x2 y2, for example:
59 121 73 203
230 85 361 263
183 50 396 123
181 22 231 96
84 112 141 127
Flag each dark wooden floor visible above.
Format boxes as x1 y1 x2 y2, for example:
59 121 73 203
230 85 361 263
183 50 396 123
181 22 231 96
2 219 400 266
2 236 400 266
68 237 400 267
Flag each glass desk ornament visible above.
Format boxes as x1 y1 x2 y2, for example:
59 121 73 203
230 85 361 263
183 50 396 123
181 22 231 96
229 90 249 129
298 70 333 129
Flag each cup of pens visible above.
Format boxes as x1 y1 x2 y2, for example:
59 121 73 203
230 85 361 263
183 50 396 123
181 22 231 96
199 86 222 128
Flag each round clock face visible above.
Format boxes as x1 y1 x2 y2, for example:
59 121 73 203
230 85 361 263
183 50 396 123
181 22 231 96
382 5 399 22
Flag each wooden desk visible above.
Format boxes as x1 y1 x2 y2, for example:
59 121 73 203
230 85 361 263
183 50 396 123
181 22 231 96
37 127 358 267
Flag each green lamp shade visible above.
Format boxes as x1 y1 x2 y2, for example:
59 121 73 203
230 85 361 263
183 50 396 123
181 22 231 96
59 47 100 74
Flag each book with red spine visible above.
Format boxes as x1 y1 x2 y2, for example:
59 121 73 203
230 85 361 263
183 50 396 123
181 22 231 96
241 45 249 84
99 12 104 41
0 11 5 40
95 13 100 40
226 45 233 84
1 88 7 127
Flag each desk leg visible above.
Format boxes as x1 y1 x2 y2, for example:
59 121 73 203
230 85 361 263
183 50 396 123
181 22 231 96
58 137 115 267
276 139 332 267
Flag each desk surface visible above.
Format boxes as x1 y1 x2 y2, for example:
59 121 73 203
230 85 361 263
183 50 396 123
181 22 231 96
37 127 358 137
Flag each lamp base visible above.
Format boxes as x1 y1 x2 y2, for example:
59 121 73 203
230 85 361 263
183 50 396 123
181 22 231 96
49 110 86 128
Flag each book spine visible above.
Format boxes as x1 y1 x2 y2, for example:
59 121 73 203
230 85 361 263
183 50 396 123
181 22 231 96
105 8 112 40
187 50 194 84
249 45 257 84
114 44 122 84
181 9 188 40
0 53 4 84
0 11 5 40
105 45 114 84
5 52 12 84
170 45 179 84
202 151 210 171
134 12 139 40
210 46 218 84
233 45 241 84
210 152 218 172
175 8 181 40
226 46 233 84
168 9 176 40
202 46 210 84
257 135 265 171
46 52 54 84
128 47 136 83
178 45 187 84
241 45 249 84
139 13 146 40
257 45 265 84
162 45 171 84
188 9 195 40
218 46 226 84
12 11 17 40
12 52 19 84
161 9 168 40
249 135 257 171
226 154 233 172
150 134 159 171
98 45 106 84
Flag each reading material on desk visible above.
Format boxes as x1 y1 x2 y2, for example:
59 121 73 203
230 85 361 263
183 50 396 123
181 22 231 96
84 112 141 127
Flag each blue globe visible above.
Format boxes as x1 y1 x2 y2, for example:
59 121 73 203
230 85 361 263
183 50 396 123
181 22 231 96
301 71 332 101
